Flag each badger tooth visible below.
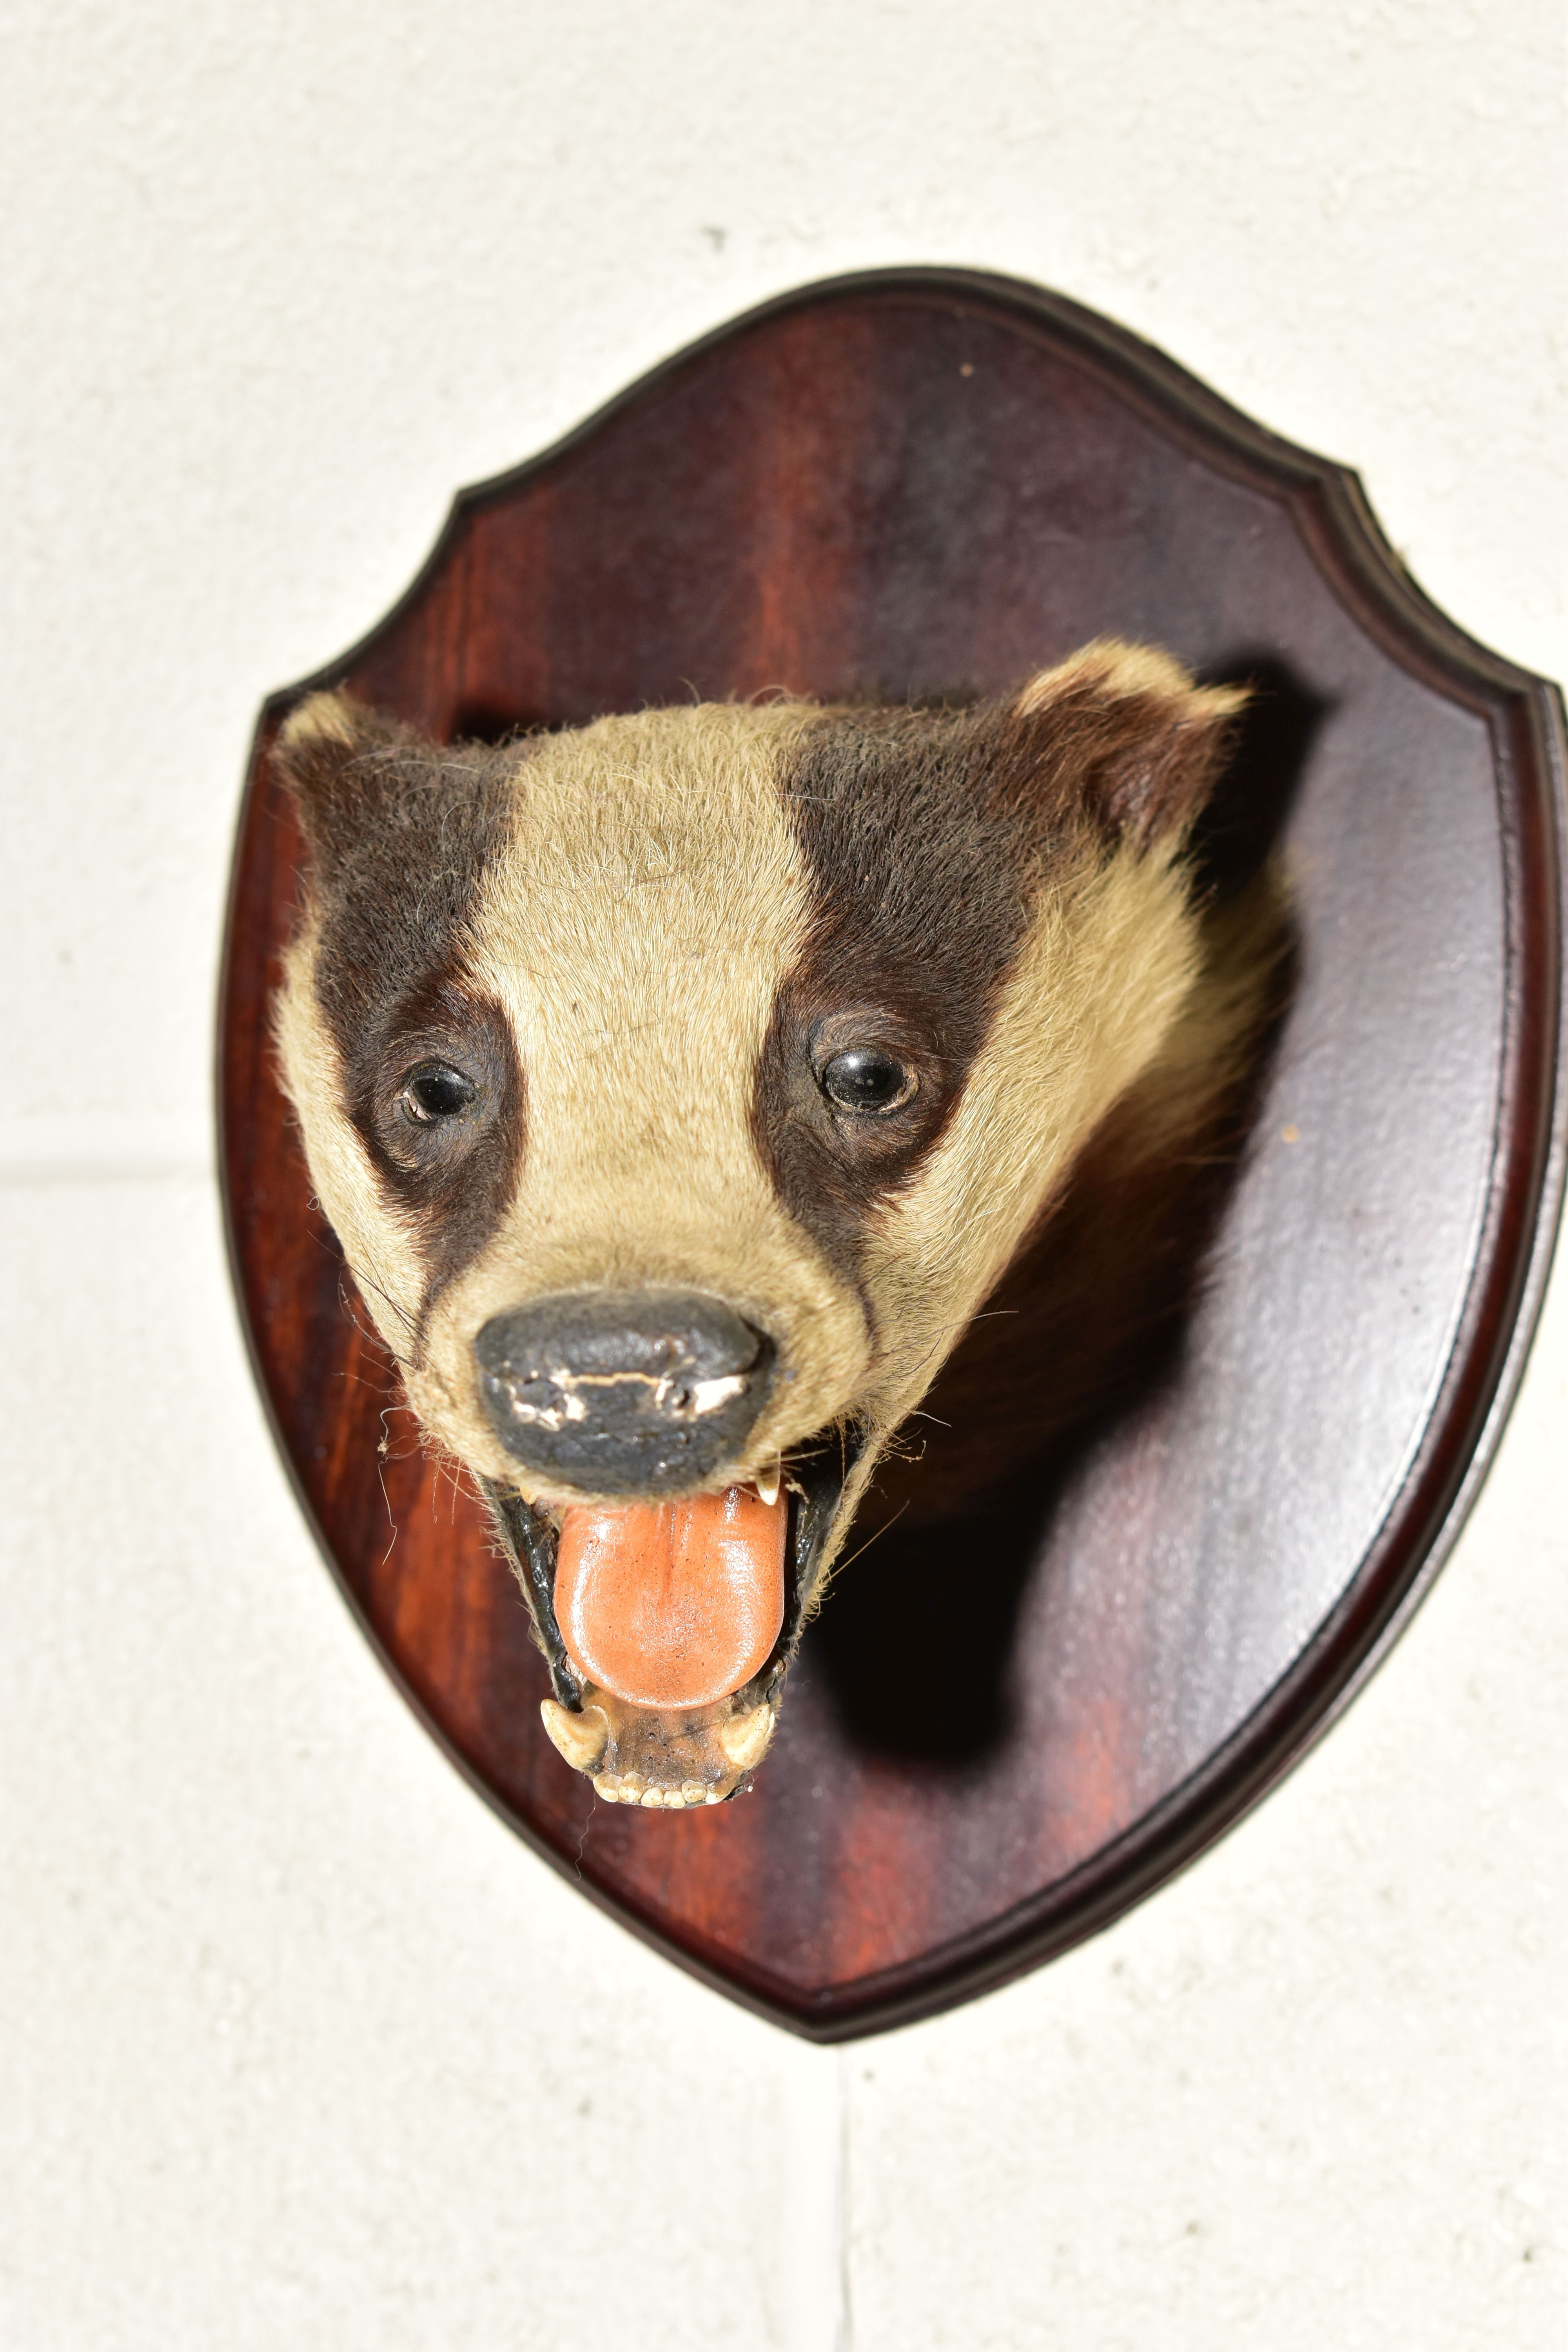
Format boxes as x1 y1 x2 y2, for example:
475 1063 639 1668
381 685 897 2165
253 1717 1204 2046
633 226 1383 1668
541 1698 609 1773
716 1704 776 1772
754 1457 783 1508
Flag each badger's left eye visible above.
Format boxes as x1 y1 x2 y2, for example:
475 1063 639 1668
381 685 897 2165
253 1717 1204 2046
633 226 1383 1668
399 1063 476 1125
820 1045 918 1114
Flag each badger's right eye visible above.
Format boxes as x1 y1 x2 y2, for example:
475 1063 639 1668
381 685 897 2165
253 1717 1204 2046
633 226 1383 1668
399 1063 475 1125
819 1045 918 1114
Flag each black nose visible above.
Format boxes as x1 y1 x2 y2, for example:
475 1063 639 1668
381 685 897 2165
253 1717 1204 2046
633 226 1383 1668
474 1290 775 1493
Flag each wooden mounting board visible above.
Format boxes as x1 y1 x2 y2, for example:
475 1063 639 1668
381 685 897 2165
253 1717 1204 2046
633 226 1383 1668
220 269 1567 2039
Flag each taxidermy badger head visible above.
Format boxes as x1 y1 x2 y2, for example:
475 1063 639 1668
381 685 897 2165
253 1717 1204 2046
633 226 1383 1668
273 644 1280 1809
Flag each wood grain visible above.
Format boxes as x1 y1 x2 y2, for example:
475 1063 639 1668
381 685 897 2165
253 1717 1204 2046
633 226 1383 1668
218 270 1567 2038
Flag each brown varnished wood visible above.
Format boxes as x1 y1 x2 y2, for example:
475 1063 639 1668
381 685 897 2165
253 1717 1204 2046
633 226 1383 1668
219 270 1568 2038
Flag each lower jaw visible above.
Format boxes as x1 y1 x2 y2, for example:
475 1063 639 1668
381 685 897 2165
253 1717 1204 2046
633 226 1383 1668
480 1427 862 1802
546 1681 779 1805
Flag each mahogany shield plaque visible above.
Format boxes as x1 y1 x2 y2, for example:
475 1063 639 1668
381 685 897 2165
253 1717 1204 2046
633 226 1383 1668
219 269 1567 2038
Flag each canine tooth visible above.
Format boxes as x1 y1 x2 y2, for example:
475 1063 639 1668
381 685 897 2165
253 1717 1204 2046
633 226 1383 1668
641 1787 665 1807
705 1791 722 1804
593 1777 620 1801
680 1779 705 1799
620 1771 645 1793
716 1705 776 1772
540 1698 609 1773
755 1457 782 1508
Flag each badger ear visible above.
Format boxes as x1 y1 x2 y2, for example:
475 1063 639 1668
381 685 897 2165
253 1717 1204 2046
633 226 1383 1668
1013 639 1247 851
270 690 419 882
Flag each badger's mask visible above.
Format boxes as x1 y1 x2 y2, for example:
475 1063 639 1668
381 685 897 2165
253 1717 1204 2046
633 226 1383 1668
272 643 1252 1807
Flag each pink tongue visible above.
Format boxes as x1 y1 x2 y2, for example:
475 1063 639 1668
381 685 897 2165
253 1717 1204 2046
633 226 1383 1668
554 1486 786 1711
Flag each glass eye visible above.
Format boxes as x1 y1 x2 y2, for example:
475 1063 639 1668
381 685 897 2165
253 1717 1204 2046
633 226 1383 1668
399 1063 475 1125
820 1045 917 1114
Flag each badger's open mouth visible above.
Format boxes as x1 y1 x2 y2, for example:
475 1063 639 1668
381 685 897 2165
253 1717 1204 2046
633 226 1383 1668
480 1430 862 1807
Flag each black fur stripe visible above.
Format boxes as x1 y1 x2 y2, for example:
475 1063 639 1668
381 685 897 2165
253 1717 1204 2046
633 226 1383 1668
751 697 1065 1285
276 710 526 1344
750 662 1234 1286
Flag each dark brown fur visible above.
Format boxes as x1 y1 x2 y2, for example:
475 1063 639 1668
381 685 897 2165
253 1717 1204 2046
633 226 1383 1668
751 680 1243 1290
273 707 527 1336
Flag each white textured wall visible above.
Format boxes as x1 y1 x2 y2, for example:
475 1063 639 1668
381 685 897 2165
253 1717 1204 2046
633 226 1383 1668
2 3 1563 2344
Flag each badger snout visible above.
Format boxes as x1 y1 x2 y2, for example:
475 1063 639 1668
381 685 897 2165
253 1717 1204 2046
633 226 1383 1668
473 1290 776 1494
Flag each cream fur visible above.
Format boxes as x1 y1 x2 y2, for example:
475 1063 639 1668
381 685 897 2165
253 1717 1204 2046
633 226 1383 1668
1015 637 1221 717
278 693 359 752
858 848 1196 1419
809 841 1203 1586
407 702 875 1495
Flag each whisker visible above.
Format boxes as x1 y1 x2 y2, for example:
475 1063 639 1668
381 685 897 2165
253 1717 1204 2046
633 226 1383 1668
824 1501 909 1583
